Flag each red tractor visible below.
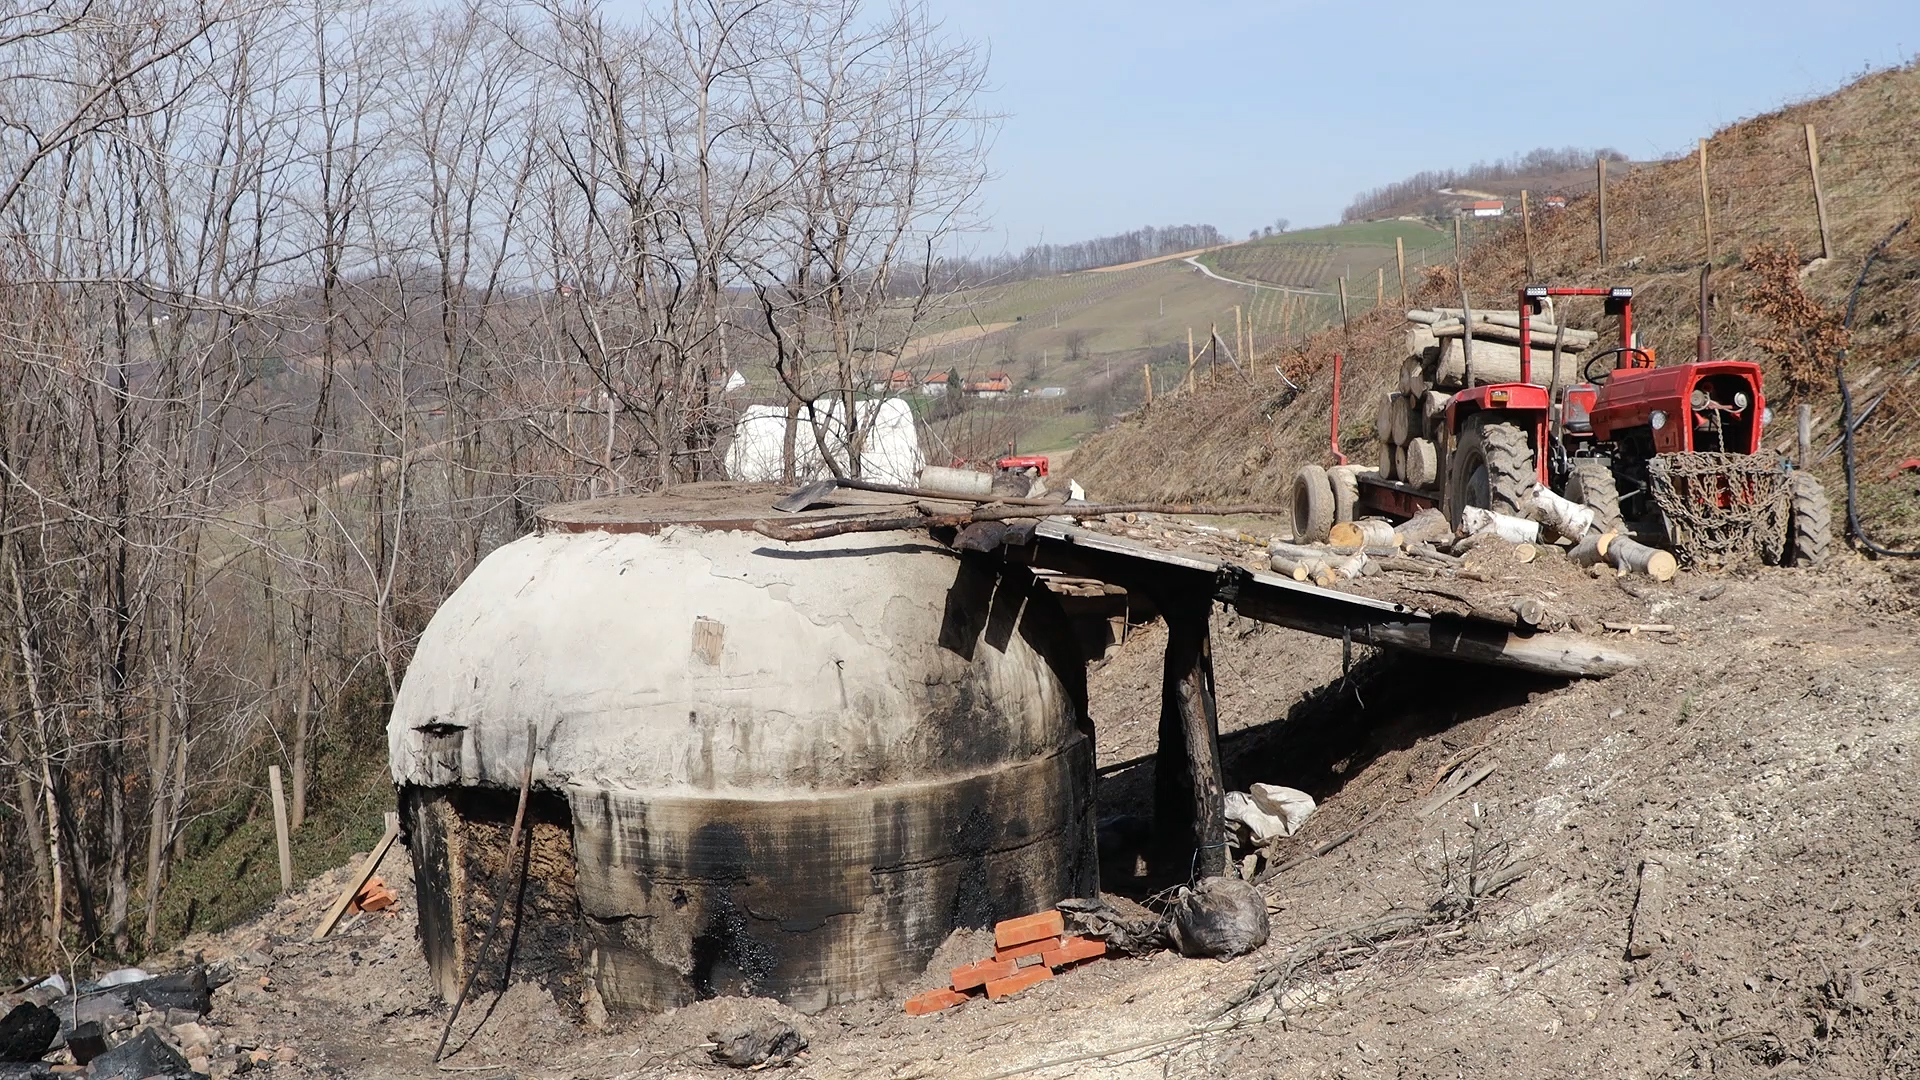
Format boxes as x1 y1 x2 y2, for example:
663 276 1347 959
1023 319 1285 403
1295 283 1831 566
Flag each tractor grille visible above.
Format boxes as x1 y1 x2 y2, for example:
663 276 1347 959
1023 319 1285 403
1646 452 1790 567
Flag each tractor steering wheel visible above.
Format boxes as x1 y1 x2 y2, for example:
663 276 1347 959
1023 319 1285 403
1582 347 1654 384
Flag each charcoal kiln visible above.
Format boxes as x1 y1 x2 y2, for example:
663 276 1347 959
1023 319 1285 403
387 485 1096 1015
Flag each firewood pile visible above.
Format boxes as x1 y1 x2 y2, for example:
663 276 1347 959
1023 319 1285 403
1376 306 1598 484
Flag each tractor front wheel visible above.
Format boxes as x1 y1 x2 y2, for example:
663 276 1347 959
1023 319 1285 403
1446 415 1533 529
1565 459 1626 536
1785 472 1832 567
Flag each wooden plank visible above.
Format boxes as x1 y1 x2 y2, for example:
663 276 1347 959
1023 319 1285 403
1805 124 1833 260
311 812 402 941
269 764 292 894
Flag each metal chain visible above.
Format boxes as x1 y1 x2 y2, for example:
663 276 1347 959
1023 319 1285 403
1646 452 1790 567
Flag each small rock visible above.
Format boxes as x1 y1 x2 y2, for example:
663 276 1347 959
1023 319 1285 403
273 1045 297 1063
707 1019 805 1069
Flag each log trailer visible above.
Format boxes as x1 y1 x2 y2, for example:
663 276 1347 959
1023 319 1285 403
1293 282 1832 566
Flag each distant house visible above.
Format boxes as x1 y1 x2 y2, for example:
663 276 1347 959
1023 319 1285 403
921 371 950 397
1468 200 1505 218
1027 386 1067 399
870 368 915 393
965 372 1013 399
1543 195 1569 211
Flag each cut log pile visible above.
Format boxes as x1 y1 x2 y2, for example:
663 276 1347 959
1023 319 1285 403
1378 307 1598 485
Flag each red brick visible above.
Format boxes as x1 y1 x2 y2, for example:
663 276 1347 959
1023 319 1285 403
1040 935 1107 968
904 988 971 1015
992 910 1066 950
994 936 1063 964
984 964 1053 999
950 957 1017 991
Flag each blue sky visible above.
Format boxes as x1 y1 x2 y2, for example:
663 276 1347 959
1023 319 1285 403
937 0 1918 251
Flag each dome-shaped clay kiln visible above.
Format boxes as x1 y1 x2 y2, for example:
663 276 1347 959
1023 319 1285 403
389 485 1095 1014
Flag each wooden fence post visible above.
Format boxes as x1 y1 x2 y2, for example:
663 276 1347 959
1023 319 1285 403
1336 276 1350 338
1395 236 1408 307
268 764 292 894
1796 403 1812 467
1521 189 1536 281
1805 124 1834 260
1376 266 1384 308
1596 156 1609 264
1143 364 1153 405
1698 138 1713 264
1233 304 1244 363
1185 327 1196 392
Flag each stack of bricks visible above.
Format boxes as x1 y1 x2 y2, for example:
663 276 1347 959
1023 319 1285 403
903 909 1109 1015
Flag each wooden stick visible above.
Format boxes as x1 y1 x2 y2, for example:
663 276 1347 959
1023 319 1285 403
269 765 292 894
1597 155 1609 264
1414 762 1495 819
1395 236 1408 307
1520 189 1535 282
1805 124 1833 261
1185 327 1196 392
1142 364 1153 405
1698 138 1713 264
1796 402 1812 467
1601 622 1676 634
434 723 538 1064
312 812 401 941
1337 276 1349 338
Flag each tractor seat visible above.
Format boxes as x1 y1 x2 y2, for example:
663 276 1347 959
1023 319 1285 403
1561 397 1593 433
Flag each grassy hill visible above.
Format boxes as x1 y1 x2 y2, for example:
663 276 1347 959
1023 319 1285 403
1066 60 1920 548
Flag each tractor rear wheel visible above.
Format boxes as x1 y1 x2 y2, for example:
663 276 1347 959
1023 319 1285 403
1565 459 1626 535
1446 415 1533 529
1785 472 1832 567
1293 464 1335 543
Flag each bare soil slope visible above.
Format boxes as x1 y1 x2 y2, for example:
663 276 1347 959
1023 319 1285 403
78 551 1920 1079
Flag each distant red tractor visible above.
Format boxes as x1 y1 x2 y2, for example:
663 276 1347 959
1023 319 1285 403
1295 283 1831 566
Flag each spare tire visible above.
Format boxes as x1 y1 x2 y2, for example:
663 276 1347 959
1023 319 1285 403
1293 464 1335 543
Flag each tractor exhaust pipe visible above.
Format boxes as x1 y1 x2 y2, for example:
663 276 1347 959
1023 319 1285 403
1696 263 1712 364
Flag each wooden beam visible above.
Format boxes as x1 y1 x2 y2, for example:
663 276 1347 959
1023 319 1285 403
311 812 401 940
1157 600 1226 878
269 764 292 893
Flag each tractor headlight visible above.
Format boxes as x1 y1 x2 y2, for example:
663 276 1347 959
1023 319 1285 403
1761 406 1773 426
1650 409 1668 430
1734 391 1750 410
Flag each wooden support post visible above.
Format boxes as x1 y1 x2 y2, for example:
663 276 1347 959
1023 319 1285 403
1520 189 1535 282
268 764 292 894
1796 402 1812 466
1395 235 1408 307
1142 363 1153 405
1376 266 1384 308
1596 156 1609 264
1698 138 1713 264
1337 275 1349 338
1805 124 1833 260
1233 305 1243 363
1185 326 1196 392
1155 601 1226 878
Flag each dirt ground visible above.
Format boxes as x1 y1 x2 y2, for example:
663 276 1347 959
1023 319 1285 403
137 550 1920 1080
